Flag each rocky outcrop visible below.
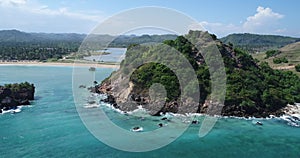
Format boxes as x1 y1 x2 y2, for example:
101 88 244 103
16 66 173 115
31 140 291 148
0 82 35 112
95 30 300 118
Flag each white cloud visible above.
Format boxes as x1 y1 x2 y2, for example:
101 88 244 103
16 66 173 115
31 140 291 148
0 0 104 33
0 0 27 6
243 6 284 32
198 6 286 37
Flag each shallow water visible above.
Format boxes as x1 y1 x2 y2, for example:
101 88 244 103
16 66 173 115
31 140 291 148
0 66 299 158
83 48 126 62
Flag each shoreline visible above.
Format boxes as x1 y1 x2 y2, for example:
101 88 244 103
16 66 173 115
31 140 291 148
95 94 300 127
95 93 300 120
0 61 120 68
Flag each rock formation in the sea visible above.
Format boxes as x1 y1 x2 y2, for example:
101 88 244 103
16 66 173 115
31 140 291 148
0 82 35 112
96 30 300 118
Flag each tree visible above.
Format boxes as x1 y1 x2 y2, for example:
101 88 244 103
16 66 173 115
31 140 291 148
265 50 281 59
295 64 300 72
273 57 288 64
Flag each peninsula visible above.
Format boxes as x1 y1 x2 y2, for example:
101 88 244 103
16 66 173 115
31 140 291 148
97 30 300 118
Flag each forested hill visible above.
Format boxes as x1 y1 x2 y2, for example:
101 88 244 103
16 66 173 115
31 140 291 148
0 30 177 46
221 33 300 53
98 30 300 117
0 30 177 61
0 29 85 43
0 30 84 61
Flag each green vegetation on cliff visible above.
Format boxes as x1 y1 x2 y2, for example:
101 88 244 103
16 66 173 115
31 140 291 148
4 82 34 93
112 31 300 117
0 82 35 111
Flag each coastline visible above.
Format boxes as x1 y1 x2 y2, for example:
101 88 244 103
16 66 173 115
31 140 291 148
0 61 120 68
95 93 300 127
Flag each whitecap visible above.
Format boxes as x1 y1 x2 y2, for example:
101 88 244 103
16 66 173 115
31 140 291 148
83 104 100 108
1 106 23 114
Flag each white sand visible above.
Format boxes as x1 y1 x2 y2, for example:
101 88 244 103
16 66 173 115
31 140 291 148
0 61 120 68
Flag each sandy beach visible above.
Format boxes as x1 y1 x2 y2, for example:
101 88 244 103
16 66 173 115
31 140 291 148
0 61 120 69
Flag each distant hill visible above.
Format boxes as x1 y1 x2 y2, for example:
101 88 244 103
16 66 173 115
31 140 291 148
252 41 300 76
0 30 177 47
110 34 177 47
0 30 85 43
0 30 177 61
221 33 300 53
280 41 300 63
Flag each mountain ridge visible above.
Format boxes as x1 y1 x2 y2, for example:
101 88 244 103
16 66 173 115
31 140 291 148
221 33 300 53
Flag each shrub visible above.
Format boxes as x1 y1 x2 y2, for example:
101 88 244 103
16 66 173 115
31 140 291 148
273 57 288 64
265 50 281 59
295 64 300 72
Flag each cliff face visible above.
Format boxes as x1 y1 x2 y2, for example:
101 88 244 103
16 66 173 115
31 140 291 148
97 30 300 117
0 82 35 112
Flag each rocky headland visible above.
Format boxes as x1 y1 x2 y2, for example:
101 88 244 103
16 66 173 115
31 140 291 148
94 30 300 118
0 82 35 113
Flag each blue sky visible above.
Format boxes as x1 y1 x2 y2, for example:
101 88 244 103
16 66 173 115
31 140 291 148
0 0 299 37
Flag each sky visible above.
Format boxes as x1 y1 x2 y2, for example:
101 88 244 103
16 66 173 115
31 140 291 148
0 0 299 37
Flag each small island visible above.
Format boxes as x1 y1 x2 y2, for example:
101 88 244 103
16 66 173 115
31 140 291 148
0 82 35 113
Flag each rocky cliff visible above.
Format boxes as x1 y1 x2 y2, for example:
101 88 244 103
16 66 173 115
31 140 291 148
0 82 35 113
96 30 300 118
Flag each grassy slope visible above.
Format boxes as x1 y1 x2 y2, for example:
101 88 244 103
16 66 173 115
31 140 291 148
221 33 300 53
252 42 300 76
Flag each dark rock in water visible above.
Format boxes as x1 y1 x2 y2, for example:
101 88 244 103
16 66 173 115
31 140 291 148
158 123 163 127
100 94 119 108
88 86 96 93
133 127 140 130
0 82 35 111
161 117 168 120
112 103 119 108
192 120 199 124
256 121 263 125
102 94 116 104
291 116 300 122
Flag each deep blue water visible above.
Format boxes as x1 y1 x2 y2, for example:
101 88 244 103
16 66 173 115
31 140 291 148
0 65 299 158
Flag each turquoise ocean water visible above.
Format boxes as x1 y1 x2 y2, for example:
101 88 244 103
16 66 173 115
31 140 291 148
0 65 299 158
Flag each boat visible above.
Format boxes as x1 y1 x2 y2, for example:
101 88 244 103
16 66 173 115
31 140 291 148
131 126 143 132
83 104 100 109
89 67 96 71
79 85 86 88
